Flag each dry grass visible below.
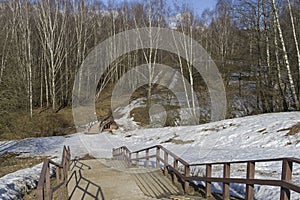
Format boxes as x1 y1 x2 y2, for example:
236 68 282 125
0 152 46 178
0 108 76 141
285 122 300 136
162 138 194 145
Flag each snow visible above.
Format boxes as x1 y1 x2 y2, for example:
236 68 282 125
0 111 300 199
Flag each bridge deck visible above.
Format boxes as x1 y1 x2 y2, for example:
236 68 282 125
67 159 196 200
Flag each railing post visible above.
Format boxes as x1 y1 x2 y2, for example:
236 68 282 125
37 186 44 200
173 159 178 184
184 165 190 193
280 159 293 200
46 161 51 200
56 167 60 184
122 148 126 161
56 167 62 200
156 147 160 168
246 161 255 200
136 152 139 167
126 149 129 161
146 149 149 168
164 151 168 176
206 164 212 198
66 147 71 170
223 163 230 200
129 152 132 166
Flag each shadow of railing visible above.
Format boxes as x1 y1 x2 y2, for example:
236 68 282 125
67 160 104 200
70 159 92 171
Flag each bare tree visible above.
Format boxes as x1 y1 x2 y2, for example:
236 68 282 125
271 0 299 109
287 0 300 100
19 0 33 117
273 11 288 111
35 0 68 111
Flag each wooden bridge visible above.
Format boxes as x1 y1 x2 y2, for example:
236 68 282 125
66 158 187 200
37 145 300 200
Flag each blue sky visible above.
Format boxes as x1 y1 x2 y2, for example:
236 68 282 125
171 0 217 16
103 0 217 16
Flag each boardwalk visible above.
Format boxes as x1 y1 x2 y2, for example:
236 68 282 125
67 158 192 200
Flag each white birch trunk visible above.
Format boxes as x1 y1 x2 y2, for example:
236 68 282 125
287 0 300 108
272 0 299 109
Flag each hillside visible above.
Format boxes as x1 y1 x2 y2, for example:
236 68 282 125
0 112 299 199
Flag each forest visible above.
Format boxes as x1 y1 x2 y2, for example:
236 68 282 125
0 0 299 139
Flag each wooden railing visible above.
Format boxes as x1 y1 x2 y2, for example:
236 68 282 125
112 145 300 200
37 146 71 200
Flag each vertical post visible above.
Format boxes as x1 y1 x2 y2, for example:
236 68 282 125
62 148 66 166
223 163 230 200
206 164 212 198
126 150 129 162
280 159 293 200
37 186 43 200
136 152 139 167
129 153 132 166
45 161 51 200
146 149 149 168
173 159 178 184
164 151 168 176
56 167 60 184
67 146 71 170
246 162 255 200
56 167 61 200
156 147 160 168
184 165 190 193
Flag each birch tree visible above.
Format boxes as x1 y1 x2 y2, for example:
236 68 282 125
133 0 163 105
19 0 33 117
35 0 68 111
271 0 299 109
273 12 288 111
287 0 300 101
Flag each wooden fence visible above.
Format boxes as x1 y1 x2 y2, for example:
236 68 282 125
112 145 300 200
37 145 71 200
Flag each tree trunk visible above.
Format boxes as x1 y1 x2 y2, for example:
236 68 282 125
272 0 299 109
287 0 300 108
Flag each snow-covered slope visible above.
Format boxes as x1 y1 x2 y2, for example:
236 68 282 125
0 112 299 199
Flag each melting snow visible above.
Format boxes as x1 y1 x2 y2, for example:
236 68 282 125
0 112 299 199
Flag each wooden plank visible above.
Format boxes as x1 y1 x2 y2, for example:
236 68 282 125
146 149 149 168
156 147 160 168
46 162 51 200
206 164 212 198
136 152 139 167
223 163 230 200
184 165 190 193
131 155 156 161
164 152 169 176
173 159 178 184
246 162 255 200
185 176 283 186
280 159 293 200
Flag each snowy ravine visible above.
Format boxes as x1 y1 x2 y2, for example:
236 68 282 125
0 112 300 199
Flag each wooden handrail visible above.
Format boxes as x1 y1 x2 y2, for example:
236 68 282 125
189 157 300 166
37 145 71 200
112 145 300 200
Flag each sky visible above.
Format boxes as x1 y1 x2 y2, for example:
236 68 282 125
172 0 217 16
102 0 217 16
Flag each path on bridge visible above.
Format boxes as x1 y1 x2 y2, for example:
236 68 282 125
67 158 191 200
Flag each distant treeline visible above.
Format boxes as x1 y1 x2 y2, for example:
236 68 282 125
0 0 300 134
